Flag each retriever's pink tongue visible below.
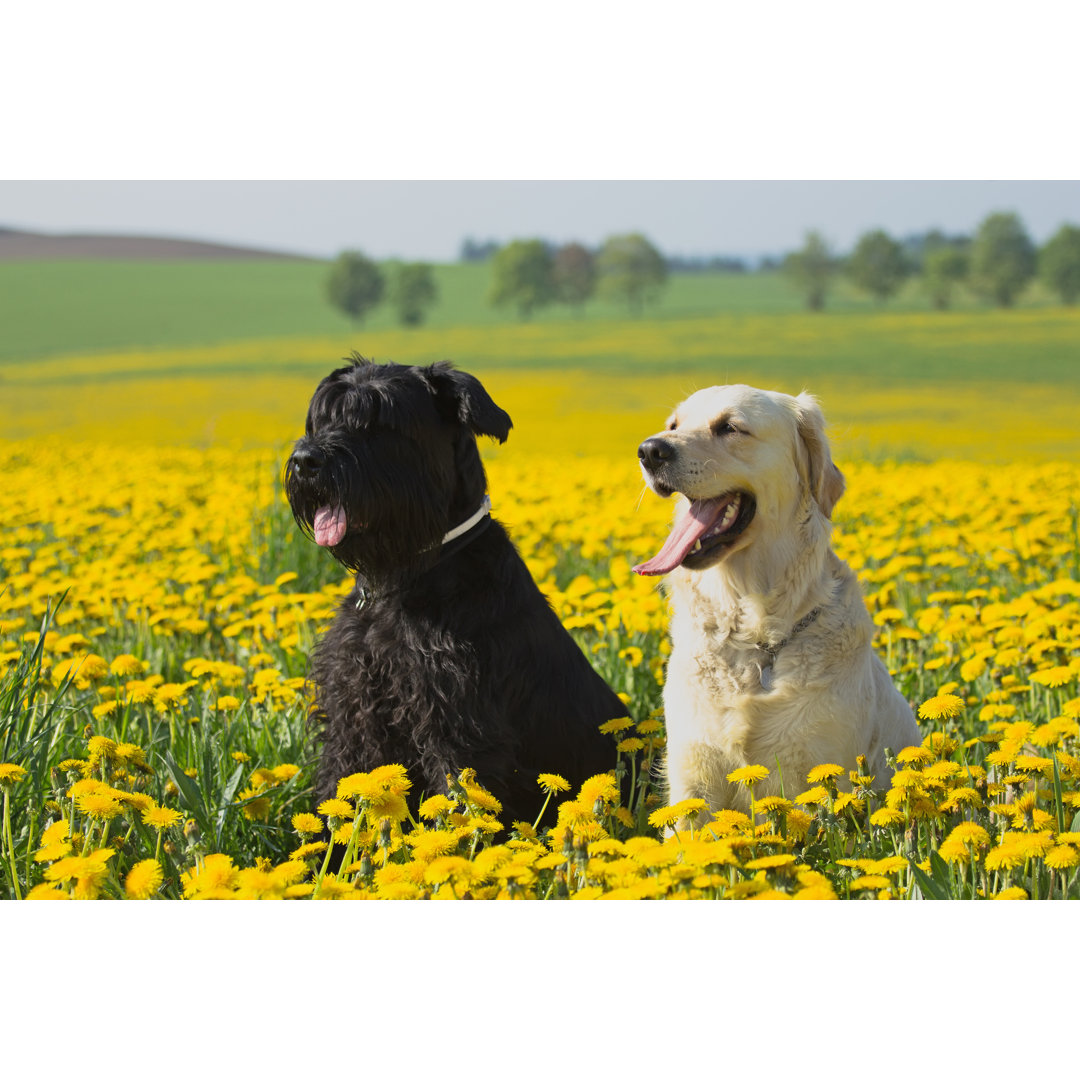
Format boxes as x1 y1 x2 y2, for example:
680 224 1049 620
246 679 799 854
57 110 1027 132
633 498 727 576
313 505 347 547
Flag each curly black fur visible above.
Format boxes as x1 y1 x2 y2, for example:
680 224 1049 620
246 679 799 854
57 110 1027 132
284 356 629 827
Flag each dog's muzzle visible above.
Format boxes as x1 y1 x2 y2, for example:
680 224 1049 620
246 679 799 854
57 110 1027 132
289 444 326 480
638 437 676 472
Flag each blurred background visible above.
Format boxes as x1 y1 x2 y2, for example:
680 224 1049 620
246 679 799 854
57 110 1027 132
2 178 1078 461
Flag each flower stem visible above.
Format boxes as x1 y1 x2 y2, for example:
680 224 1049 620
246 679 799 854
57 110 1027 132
3 789 23 900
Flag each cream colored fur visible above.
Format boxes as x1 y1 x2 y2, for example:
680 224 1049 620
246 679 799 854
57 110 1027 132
640 384 920 821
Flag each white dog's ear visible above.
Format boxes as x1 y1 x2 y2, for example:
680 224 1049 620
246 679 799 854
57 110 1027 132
793 392 845 518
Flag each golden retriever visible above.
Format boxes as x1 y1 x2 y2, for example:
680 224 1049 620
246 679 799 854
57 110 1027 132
635 384 920 820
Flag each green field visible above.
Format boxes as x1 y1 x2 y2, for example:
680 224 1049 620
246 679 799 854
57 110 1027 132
0 258 1068 363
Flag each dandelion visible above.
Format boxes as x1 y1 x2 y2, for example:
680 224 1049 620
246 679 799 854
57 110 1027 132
1045 845 1080 871
142 805 183 830
291 812 324 835
537 773 570 795
0 763 28 788
727 765 769 786
648 799 707 831
806 763 845 785
317 798 355 820
578 773 620 807
1030 666 1075 688
125 859 164 899
77 792 124 821
917 693 965 721
419 794 456 820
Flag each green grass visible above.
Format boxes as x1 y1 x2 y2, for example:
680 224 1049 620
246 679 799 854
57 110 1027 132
0 259 1069 363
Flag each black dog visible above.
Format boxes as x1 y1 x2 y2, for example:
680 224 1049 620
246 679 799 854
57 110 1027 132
284 356 628 828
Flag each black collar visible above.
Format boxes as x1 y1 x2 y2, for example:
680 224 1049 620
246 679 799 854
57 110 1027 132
354 498 493 610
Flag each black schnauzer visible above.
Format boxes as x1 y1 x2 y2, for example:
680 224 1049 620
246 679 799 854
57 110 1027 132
284 356 629 828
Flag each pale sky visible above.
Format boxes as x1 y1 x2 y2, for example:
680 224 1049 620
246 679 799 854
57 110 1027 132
1 180 1076 262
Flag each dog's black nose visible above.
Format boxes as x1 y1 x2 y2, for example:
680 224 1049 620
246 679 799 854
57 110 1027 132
291 444 325 479
638 437 676 471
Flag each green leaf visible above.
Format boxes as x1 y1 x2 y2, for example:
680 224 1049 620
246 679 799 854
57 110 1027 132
162 751 212 840
909 858 950 900
214 763 246 846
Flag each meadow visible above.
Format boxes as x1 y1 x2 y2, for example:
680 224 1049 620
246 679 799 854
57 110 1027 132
2 262 1079 900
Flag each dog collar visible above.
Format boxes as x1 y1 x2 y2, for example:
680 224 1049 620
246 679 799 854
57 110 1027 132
756 606 822 691
355 496 493 610
441 495 492 546
759 606 823 661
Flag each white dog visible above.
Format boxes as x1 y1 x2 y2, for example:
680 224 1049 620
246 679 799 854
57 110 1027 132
635 384 920 820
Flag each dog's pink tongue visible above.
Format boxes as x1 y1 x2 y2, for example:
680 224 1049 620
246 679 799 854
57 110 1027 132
313 505 347 547
633 498 729 577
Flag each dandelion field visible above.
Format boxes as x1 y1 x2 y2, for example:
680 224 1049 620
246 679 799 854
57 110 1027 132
3 310 1080 901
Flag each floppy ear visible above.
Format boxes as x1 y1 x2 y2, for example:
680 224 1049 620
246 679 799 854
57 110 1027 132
793 392 845 518
425 362 513 444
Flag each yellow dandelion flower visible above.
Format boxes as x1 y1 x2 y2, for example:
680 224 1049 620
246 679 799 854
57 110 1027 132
182 853 237 897
317 797 355 820
617 737 646 753
366 763 411 792
992 886 1028 900
1030 666 1075 688
1045 845 1080 870
896 746 934 767
77 791 124 821
291 841 329 860
794 786 830 807
141 805 183 830
917 693 965 721
291 812 324 835
0 763 28 787
598 716 634 735
418 794 456 819
315 878 357 900
869 808 906 828
726 764 769 786
110 654 147 677
705 809 752 836
424 856 476 886
1013 754 1054 776
849 875 892 893
743 853 797 872
125 859 164 899
537 773 570 795
806 763 845 785
578 773 620 806
832 792 866 816
648 799 707 830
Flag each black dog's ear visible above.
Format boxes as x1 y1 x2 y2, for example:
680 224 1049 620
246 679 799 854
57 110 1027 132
425 362 513 444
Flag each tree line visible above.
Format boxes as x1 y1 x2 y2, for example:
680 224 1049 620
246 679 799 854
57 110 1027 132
325 257 439 327
324 211 1080 325
784 212 1080 310
487 233 667 320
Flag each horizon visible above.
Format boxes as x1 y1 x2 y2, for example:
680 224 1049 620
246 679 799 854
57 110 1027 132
1 180 1076 264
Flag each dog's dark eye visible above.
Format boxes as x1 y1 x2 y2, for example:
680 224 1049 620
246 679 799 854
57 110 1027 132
666 419 678 432
712 419 739 437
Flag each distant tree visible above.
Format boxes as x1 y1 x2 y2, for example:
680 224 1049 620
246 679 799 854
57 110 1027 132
595 233 667 314
390 262 438 326
969 212 1036 307
782 231 836 311
459 237 500 263
326 250 385 325
552 242 596 312
488 239 555 320
1039 223 1080 305
922 247 969 310
847 229 910 303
